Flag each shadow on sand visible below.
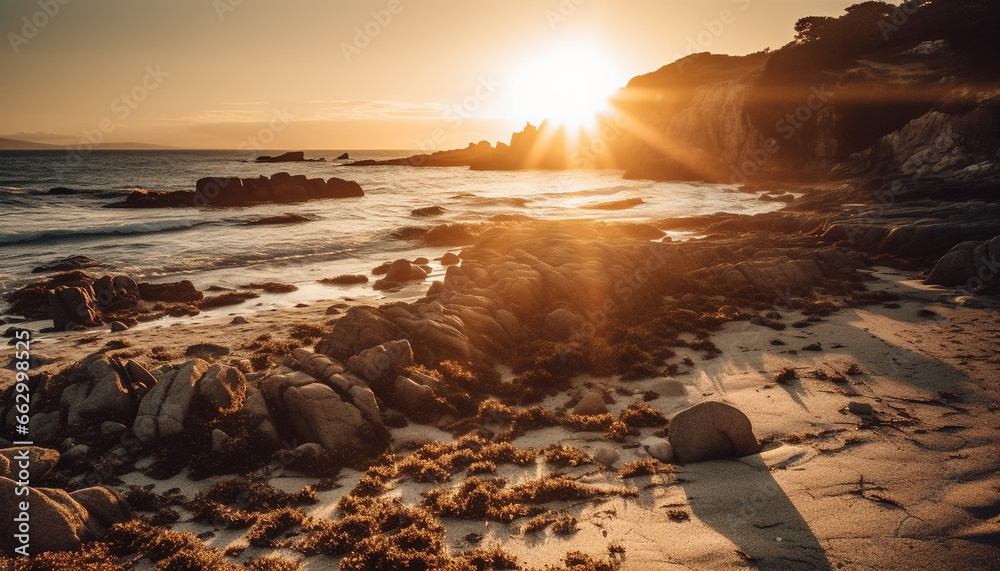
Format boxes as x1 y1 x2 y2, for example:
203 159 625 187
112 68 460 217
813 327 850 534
679 458 832 570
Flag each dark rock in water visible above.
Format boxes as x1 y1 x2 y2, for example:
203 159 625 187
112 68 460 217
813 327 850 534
5 271 95 320
118 189 196 208
412 205 445 216
49 286 102 331
47 187 83 195
111 174 362 208
440 252 461 266
255 151 325 163
92 275 141 312
31 255 101 274
337 152 349 160
243 213 315 226
137 280 203 303
667 401 762 463
581 197 645 211
384 259 429 283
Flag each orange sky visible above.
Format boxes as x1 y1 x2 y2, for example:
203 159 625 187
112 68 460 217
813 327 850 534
0 0 861 150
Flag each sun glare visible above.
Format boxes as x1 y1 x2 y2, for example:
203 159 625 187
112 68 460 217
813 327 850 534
512 46 621 131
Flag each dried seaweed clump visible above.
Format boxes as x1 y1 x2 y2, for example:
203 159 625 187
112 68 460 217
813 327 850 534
423 475 636 523
522 511 579 535
617 459 675 479
187 477 318 529
542 445 593 468
396 435 537 484
293 495 519 570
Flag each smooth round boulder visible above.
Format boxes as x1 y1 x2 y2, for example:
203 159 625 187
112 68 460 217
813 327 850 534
667 401 762 464
573 390 609 416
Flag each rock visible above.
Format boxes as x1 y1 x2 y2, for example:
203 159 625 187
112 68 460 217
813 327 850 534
197 364 247 414
270 373 372 454
68 487 130 529
0 447 59 484
644 438 675 463
654 379 688 397
573 390 609 416
0 477 100 554
63 357 137 427
231 316 249 325
109 321 128 332
347 339 414 382
337 152 349 160
31 255 101 274
667 401 762 464
185 343 231 359
62 444 90 465
847 401 875 416
543 308 585 341
123 360 158 395
384 259 429 282
255 151 323 163
100 422 127 438
133 359 211 441
412 206 445 217
138 280 203 303
211 429 230 452
316 306 401 362
593 447 620 466
92 275 141 312
29 411 61 443
440 252 461 265
49 286 102 330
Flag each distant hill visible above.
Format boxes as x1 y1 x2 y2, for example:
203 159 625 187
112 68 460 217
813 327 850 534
0 137 176 150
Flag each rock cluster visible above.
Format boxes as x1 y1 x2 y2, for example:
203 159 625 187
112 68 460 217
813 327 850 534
0 447 130 555
112 172 363 208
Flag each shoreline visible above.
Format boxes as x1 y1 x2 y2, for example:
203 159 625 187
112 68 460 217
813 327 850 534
1 184 999 569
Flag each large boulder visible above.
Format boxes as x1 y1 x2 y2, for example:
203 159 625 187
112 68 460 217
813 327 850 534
0 447 59 483
667 401 762 464
0 478 102 555
926 236 1000 288
196 363 247 414
346 340 414 382
62 357 139 428
91 275 141 313
137 280 203 303
133 359 211 441
260 371 388 458
49 286 102 330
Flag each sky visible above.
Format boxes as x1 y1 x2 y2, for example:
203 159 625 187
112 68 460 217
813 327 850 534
0 0 863 150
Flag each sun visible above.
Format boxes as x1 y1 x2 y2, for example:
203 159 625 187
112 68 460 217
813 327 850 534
511 45 622 132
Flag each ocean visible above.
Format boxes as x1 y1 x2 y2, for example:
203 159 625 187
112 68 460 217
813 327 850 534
0 150 781 319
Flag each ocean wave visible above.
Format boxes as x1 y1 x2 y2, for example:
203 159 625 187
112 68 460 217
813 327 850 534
543 185 634 198
0 219 212 246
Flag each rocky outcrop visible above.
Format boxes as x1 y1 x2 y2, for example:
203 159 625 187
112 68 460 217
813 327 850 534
667 401 762 463
137 280 203 303
255 151 325 163
111 173 363 208
926 235 1000 289
260 363 388 459
0 450 130 555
